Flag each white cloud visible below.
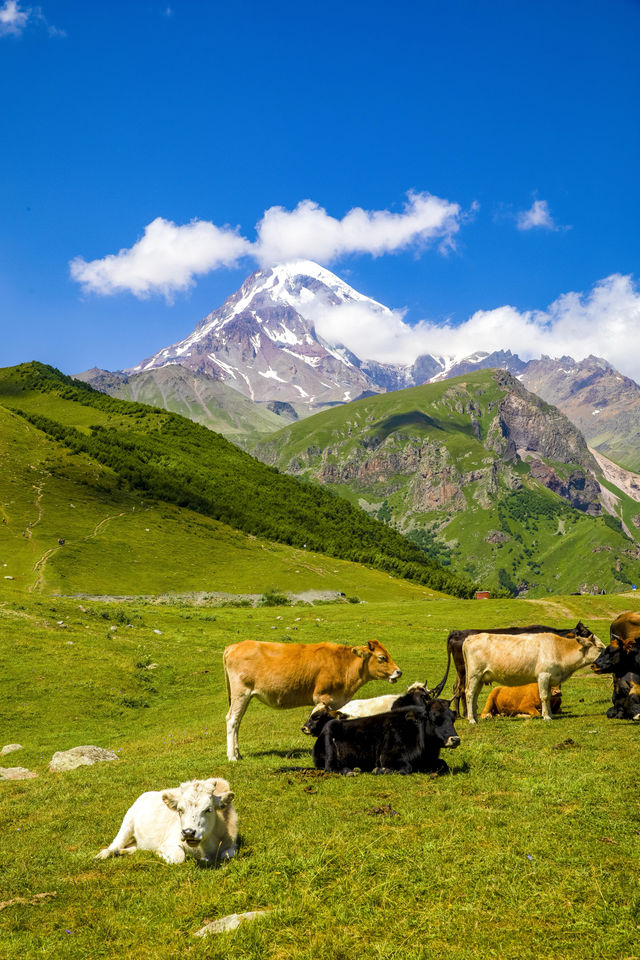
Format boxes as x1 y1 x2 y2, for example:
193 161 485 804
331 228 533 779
253 192 461 266
517 199 557 231
0 1 65 37
0 0 28 35
70 217 251 299
70 192 462 300
322 273 640 381
306 300 415 365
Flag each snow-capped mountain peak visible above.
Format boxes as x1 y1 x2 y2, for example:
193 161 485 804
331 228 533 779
128 263 527 407
128 261 401 404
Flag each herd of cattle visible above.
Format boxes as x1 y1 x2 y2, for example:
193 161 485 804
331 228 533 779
96 611 639 866
223 611 640 771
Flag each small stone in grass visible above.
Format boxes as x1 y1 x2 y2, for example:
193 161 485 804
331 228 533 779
49 745 118 772
194 911 270 937
0 766 37 780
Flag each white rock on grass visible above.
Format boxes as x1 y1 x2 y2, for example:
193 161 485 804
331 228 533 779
49 746 118 773
194 911 270 937
1 767 37 781
1 744 22 755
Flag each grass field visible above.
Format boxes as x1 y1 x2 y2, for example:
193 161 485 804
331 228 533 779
1 592 638 960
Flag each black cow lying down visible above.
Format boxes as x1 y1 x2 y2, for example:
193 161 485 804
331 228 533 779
307 691 460 775
607 672 640 721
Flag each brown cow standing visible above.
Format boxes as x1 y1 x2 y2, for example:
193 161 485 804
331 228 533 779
223 639 402 761
480 683 562 719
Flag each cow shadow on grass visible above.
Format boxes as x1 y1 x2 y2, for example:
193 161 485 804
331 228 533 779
252 748 310 760
275 760 471 777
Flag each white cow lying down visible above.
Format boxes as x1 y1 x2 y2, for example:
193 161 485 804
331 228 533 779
95 778 238 866
308 682 428 720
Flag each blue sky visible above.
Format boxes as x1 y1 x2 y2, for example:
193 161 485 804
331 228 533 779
1 0 640 376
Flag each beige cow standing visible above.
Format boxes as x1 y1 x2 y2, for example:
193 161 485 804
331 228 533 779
464 629 604 723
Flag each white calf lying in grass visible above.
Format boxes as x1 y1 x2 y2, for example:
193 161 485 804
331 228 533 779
95 778 238 865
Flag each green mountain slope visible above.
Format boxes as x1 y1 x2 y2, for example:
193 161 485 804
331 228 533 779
0 362 473 598
74 365 295 439
254 369 640 596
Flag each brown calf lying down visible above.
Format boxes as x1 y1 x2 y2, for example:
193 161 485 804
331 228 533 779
480 683 562 719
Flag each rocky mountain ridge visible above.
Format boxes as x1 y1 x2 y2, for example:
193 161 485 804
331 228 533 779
78 261 640 474
253 369 640 595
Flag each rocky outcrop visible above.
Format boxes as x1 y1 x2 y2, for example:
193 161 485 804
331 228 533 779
495 372 598 471
528 459 601 514
520 355 640 473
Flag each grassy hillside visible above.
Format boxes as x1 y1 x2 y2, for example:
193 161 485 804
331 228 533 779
0 362 471 598
1 591 638 960
75 365 293 440
0 404 441 603
254 371 640 597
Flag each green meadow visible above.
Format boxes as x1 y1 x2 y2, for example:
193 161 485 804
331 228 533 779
1 361 639 959
1 592 638 960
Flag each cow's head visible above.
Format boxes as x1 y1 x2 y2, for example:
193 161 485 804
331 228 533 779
162 779 234 848
571 629 605 667
574 621 594 640
351 639 402 683
302 705 346 736
592 641 622 674
425 699 460 749
591 629 638 674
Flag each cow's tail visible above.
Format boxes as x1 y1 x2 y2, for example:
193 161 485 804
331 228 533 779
223 647 231 706
429 647 452 700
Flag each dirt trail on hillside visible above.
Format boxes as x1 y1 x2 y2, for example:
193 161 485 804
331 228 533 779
30 511 125 592
24 482 44 539
524 597 628 622
31 546 60 592
89 514 125 539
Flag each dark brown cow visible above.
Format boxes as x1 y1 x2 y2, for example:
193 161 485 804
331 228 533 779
609 611 640 646
223 639 401 760
447 622 594 717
